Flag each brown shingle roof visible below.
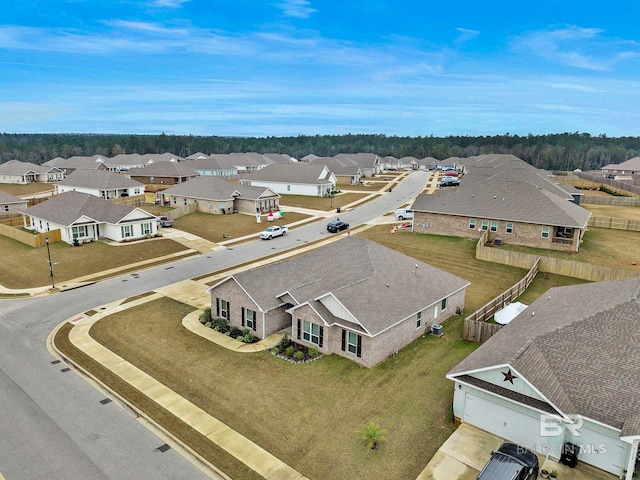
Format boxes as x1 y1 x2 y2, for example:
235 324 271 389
212 237 469 336
449 277 640 431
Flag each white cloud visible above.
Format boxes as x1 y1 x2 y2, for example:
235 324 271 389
454 27 480 44
276 0 317 19
149 0 190 8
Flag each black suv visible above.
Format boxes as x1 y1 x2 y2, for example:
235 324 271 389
327 220 349 233
476 443 539 480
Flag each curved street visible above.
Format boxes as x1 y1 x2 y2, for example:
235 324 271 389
0 171 429 479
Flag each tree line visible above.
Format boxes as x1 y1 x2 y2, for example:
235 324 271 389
1 132 639 171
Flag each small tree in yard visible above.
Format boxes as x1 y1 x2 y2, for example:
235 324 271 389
358 422 388 450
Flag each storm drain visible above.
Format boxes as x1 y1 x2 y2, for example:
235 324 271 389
51 360 61 364
99 398 112 405
156 444 171 453
165 266 174 270
60 367 71 372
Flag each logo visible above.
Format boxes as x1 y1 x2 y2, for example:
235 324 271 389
540 414 584 437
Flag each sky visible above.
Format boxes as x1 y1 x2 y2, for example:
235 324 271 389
2 1 640 137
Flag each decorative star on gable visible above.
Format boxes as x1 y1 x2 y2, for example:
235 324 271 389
502 369 517 384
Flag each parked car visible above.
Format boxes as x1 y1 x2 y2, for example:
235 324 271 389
476 443 539 480
444 171 459 177
157 216 174 227
394 209 414 220
440 177 460 187
327 219 349 233
259 225 288 240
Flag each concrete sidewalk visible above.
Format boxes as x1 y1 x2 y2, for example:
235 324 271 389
58 291 309 480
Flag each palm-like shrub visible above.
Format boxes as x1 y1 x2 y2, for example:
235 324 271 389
358 422 388 450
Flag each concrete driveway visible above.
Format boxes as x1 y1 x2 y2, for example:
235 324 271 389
417 423 617 480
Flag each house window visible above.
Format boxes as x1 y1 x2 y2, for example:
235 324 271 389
342 329 361 357
287 185 291 192
141 222 152 235
541 226 550 238
217 299 229 320
506 223 514 234
441 298 447 310
469 218 476 229
150 177 155 183
244 308 256 330
183 198 187 205
490 221 498 232
481 220 489 231
134 188 140 195
416 311 422 328
172 197 177 204
121 225 133 238
3 205 9 212
302 320 323 346
72 225 88 239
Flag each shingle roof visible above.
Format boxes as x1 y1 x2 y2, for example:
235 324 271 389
0 160 61 175
162 176 278 201
308 157 360 176
0 190 27 205
43 155 108 169
19 191 154 225
214 237 469 336
58 170 144 190
449 277 640 431
602 156 640 171
126 162 200 178
412 155 591 228
246 163 333 184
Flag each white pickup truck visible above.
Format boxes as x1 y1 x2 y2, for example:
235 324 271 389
259 225 288 240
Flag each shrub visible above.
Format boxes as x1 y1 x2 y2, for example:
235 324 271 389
211 317 228 330
199 308 212 324
308 348 319 358
236 335 244 342
293 350 305 361
229 326 241 337
285 346 295 357
276 334 291 353
242 328 250 336
243 333 255 343
204 321 212 328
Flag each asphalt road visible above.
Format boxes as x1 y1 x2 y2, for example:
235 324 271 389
0 171 428 480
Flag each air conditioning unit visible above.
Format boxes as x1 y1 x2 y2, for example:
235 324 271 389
431 324 443 336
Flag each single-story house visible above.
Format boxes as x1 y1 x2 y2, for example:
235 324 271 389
105 153 183 172
239 163 336 196
54 170 144 199
209 153 294 174
447 276 640 479
0 160 64 184
307 157 362 184
162 176 280 214
43 155 109 174
207 237 469 367
183 156 238 177
19 191 158 244
333 153 383 177
411 155 592 252
602 157 640 175
0 191 28 217
126 162 200 203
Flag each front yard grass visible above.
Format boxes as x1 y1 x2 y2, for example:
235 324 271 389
0 182 55 195
173 211 311 243
0 236 190 288
279 192 374 211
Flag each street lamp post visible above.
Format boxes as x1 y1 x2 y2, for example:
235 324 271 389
45 237 55 289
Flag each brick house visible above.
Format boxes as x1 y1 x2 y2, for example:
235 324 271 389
162 176 280 214
411 155 592 252
207 237 469 367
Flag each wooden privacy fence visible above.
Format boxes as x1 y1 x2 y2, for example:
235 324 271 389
0 223 61 247
477 243 638 282
165 202 197 220
582 195 640 206
463 255 540 343
588 216 640 231
575 172 640 196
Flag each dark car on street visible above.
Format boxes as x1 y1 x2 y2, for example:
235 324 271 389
476 443 539 480
327 220 349 233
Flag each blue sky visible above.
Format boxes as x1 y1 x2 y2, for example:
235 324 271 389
2 0 640 137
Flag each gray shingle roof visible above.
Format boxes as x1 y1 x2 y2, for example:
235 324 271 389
412 155 591 228
19 191 154 225
58 170 144 190
449 277 640 431
43 155 108 170
602 156 640 171
214 237 469 336
0 190 27 205
162 176 278 201
245 163 333 184
126 162 200 178
0 160 61 175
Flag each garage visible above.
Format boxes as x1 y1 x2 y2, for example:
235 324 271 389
463 393 549 454
572 426 627 475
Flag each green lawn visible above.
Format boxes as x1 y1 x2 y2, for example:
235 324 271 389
0 235 190 288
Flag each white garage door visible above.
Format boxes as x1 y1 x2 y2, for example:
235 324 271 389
572 427 626 475
464 393 548 454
